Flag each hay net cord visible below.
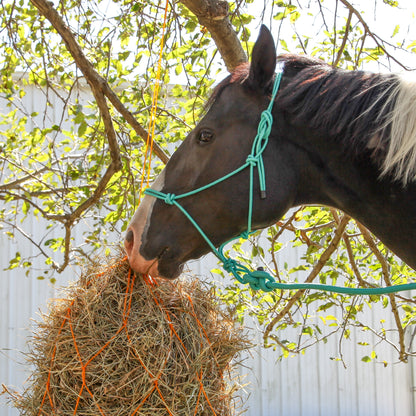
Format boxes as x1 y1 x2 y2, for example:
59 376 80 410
30 2 243 414
138 0 169 199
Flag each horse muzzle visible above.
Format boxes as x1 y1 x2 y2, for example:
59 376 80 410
124 228 158 275
124 226 184 279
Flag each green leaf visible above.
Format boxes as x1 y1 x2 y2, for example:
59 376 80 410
8 252 21 270
175 64 183 76
78 120 88 137
290 11 300 23
383 0 398 6
22 200 30 215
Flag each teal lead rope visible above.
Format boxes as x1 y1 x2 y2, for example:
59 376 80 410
145 71 416 296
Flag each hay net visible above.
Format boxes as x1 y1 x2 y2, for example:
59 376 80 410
9 257 249 416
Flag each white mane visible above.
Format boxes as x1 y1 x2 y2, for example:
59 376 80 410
380 72 416 185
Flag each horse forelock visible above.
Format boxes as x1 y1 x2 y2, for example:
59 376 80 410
231 62 251 83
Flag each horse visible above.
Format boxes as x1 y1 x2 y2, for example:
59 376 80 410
124 25 416 280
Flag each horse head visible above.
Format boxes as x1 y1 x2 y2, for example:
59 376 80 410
125 25 416 278
124 26 297 278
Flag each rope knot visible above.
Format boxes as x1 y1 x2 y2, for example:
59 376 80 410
258 110 273 131
246 154 258 167
164 193 176 205
223 258 238 274
240 230 250 240
243 269 275 292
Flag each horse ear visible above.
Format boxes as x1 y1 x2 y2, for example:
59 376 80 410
249 25 276 90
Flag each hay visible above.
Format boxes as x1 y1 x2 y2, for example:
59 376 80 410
11 257 249 415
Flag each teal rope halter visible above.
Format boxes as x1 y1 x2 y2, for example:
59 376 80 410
145 71 416 296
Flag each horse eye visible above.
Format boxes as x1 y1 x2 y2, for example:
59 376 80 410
197 129 214 144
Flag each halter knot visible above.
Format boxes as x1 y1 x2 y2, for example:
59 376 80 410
243 270 275 292
246 154 258 167
258 110 273 133
239 230 250 240
164 193 176 205
222 258 239 274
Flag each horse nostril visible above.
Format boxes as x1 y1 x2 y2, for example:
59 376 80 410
124 229 134 256
158 247 169 259
125 229 134 243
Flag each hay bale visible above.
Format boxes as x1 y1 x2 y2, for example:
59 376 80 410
11 257 249 415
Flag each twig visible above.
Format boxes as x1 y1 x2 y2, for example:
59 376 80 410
2 220 57 268
356 222 407 362
343 233 377 289
330 208 375 289
333 8 353 67
337 296 359 369
0 165 53 191
56 222 72 273
264 214 351 343
339 0 411 70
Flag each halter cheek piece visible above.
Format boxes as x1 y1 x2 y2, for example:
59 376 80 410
145 71 416 296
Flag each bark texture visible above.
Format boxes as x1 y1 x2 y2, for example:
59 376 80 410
180 0 248 71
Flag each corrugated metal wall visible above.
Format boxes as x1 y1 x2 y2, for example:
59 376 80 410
1 85 416 416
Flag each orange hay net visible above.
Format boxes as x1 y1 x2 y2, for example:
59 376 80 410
32 258 243 415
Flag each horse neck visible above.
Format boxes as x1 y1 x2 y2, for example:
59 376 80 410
286 124 416 270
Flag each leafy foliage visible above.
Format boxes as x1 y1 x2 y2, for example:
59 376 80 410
0 0 220 275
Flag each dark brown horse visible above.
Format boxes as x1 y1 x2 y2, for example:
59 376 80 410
125 25 416 279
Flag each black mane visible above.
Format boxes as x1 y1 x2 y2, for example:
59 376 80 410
208 54 400 162
276 54 400 157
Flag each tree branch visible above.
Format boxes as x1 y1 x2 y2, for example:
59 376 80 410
30 0 169 164
264 214 351 344
332 8 353 67
357 222 407 362
339 0 410 70
179 0 247 71
99 82 170 164
0 165 53 191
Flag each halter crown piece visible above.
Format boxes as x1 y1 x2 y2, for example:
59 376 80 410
145 71 416 296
